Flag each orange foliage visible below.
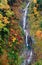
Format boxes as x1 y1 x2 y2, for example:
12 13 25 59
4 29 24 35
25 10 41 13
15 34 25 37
3 17 9 24
35 30 42 39
33 0 37 3
1 50 9 65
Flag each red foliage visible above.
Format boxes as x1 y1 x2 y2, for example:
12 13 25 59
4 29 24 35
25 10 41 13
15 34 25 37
16 35 22 41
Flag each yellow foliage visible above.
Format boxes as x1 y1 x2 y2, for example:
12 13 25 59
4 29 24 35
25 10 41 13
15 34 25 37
0 3 10 9
0 22 5 29
0 3 5 9
0 14 3 20
33 7 37 13
8 42 12 47
34 11 39 15
2 0 8 4
3 17 9 24
4 5 10 9
12 36 16 42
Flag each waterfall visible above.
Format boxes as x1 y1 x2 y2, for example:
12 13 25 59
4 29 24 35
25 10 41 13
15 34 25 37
23 2 30 47
22 2 33 64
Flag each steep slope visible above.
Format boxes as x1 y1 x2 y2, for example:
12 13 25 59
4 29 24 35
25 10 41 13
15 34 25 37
0 0 25 65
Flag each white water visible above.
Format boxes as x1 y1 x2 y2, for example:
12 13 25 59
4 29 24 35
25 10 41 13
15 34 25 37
22 2 33 65
23 2 30 46
23 2 30 29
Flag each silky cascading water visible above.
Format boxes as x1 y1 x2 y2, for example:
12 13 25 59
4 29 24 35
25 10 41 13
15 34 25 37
22 2 33 64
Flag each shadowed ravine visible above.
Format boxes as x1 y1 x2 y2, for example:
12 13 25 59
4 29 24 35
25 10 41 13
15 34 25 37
20 2 34 65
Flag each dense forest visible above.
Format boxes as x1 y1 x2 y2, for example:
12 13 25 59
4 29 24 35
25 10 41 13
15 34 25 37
0 0 42 65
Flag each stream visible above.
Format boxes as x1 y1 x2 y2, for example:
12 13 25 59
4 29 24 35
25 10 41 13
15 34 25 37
20 2 34 65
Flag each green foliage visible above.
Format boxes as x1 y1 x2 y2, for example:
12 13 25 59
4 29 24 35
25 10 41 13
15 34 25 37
33 60 42 65
0 0 1 3
28 0 42 63
8 48 18 65
39 21 42 29
6 10 14 17
37 0 42 4
21 2 26 9
0 21 5 30
0 47 3 55
0 0 24 65
0 27 9 40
